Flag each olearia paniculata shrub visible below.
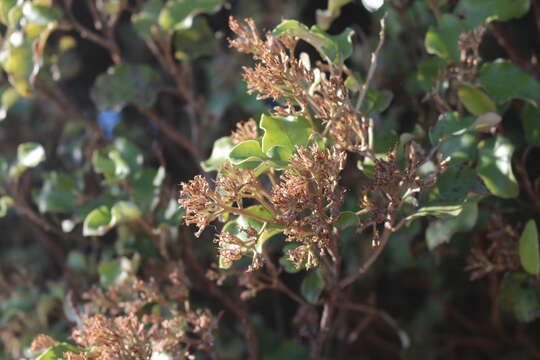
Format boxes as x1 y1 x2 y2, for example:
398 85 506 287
1 0 540 359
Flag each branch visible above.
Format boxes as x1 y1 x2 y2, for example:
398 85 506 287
340 223 393 288
355 15 387 113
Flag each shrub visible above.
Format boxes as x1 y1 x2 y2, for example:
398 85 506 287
1 0 540 359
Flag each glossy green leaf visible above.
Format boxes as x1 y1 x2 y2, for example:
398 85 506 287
110 201 142 226
497 272 540 323
429 112 475 144
301 270 325 304
457 85 497 115
455 0 531 29
476 136 519 199
229 140 267 167
0 195 14 217
520 103 540 146
273 20 354 63
131 166 165 210
201 136 235 171
362 89 393 116
478 60 540 105
425 14 465 61
17 142 45 167
409 167 483 219
426 202 478 250
158 0 224 31
34 172 79 213
438 132 478 165
519 220 539 275
91 64 162 111
260 114 312 158
173 16 217 60
0 37 34 96
472 112 502 132
83 206 112 236
36 343 81 360
132 0 165 39
21 2 61 25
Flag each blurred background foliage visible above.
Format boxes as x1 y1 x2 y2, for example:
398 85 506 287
1 0 540 359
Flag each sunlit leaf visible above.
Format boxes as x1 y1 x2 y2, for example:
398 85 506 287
201 136 235 172
260 114 312 159
158 0 224 31
34 172 79 213
17 142 45 167
457 84 497 115
426 201 478 250
478 60 540 105
425 14 465 61
476 136 519 199
83 206 112 236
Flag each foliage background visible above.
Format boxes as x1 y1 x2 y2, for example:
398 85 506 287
1 0 540 359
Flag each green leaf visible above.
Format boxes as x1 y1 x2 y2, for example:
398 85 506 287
34 172 79 213
497 272 540 323
0 195 14 217
301 270 325 304
362 89 393 116
260 114 312 158
236 205 284 252
158 0 224 31
131 166 165 210
273 20 354 63
173 16 217 60
335 211 360 230
416 56 446 92
0 36 35 96
21 2 61 25
91 64 162 111
426 202 478 250
83 206 112 236
520 103 540 146
438 132 478 165
457 85 497 115
110 201 142 226
429 112 475 144
36 343 81 360
0 0 17 25
98 259 122 288
425 14 465 61
132 0 164 39
455 0 531 29
478 60 540 105
201 136 235 171
519 220 540 275
229 140 267 167
92 138 144 181
17 142 45 167
476 136 519 199
409 167 483 219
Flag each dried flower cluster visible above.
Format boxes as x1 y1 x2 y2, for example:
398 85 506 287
273 145 346 268
31 276 217 360
228 17 369 152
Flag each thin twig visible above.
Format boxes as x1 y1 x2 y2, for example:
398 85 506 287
340 222 393 288
355 15 387 113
